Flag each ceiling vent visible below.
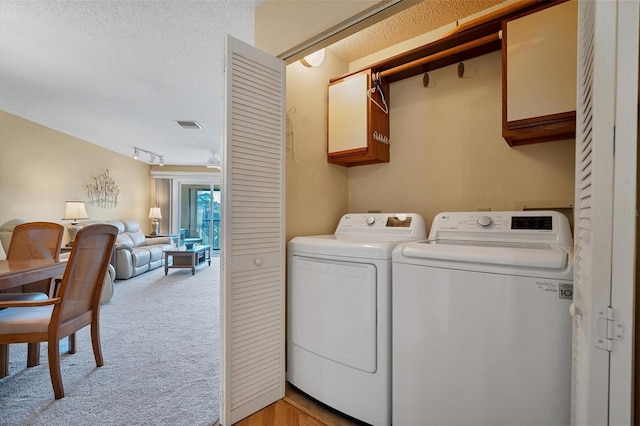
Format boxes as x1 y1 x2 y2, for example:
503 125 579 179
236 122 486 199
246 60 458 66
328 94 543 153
176 120 202 129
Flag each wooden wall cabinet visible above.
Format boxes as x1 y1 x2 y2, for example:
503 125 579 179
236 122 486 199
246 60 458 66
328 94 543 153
327 69 390 167
502 0 578 146
324 0 575 159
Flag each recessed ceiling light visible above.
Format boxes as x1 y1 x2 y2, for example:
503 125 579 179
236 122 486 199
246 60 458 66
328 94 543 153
176 120 202 129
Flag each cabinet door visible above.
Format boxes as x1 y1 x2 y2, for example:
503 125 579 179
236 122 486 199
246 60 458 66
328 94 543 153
502 0 577 146
327 69 390 166
328 73 368 154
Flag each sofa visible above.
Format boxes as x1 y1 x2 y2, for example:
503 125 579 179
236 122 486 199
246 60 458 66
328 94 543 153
0 219 26 258
112 219 173 279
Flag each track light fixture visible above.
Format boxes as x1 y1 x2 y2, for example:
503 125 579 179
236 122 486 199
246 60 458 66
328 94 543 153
133 147 164 165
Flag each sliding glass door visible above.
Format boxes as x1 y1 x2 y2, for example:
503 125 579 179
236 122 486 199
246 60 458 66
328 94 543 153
152 172 221 249
179 183 221 250
212 189 220 250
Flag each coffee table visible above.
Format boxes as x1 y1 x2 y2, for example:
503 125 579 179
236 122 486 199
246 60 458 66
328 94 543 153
164 245 211 275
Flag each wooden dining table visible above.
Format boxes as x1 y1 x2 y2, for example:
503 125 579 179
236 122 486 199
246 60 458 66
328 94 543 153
0 259 67 292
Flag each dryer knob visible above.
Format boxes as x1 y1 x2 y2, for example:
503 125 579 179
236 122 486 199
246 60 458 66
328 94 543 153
476 216 493 228
366 216 376 226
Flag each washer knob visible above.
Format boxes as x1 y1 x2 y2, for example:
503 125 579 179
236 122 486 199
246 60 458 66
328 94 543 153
476 216 493 228
366 216 376 226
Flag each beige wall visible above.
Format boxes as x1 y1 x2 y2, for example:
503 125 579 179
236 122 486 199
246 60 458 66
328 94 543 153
348 51 575 229
285 16 575 237
285 49 350 241
0 110 153 257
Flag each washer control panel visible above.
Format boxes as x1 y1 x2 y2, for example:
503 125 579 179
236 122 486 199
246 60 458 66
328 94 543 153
428 211 572 245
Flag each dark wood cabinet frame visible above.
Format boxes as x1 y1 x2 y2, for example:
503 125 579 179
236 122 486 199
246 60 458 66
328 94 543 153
501 0 575 146
327 69 390 166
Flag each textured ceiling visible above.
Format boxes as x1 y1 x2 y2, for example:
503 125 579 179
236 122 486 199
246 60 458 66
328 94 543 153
0 0 507 166
329 0 508 62
0 0 257 167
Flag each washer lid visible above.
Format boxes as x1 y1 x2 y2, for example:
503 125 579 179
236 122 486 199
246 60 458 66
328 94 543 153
398 240 569 269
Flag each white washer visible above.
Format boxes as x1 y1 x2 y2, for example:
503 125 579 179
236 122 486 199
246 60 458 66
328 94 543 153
287 213 426 426
392 211 573 426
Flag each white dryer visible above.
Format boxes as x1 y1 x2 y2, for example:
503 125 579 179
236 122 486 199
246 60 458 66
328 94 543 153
392 211 573 426
287 213 426 426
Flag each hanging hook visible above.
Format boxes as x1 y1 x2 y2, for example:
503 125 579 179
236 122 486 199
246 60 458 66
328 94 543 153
367 72 389 114
422 72 430 87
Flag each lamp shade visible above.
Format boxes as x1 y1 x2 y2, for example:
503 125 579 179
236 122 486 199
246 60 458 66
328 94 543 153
62 201 89 221
148 207 162 219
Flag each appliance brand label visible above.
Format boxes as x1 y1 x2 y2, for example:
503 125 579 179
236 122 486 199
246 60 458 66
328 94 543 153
558 283 573 300
535 281 573 300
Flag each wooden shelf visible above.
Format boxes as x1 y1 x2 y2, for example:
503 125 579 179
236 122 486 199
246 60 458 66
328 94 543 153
332 1 550 85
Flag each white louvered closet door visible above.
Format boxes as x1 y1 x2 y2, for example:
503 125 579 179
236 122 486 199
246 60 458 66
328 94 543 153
571 0 638 424
220 35 286 425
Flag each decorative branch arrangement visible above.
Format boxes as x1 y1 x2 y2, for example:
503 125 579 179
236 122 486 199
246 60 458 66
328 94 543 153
87 169 119 208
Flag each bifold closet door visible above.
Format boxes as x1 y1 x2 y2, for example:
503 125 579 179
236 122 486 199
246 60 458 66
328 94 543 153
220 35 286 425
571 1 638 424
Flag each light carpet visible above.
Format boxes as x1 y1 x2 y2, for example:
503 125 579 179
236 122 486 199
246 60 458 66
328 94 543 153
0 257 220 426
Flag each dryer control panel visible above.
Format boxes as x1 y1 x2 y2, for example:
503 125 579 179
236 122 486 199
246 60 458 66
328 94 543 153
336 213 426 238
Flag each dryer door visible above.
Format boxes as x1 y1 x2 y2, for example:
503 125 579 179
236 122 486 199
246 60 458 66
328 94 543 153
290 255 377 373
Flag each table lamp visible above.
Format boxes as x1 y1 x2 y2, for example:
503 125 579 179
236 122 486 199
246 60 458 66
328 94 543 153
149 207 162 236
62 201 89 246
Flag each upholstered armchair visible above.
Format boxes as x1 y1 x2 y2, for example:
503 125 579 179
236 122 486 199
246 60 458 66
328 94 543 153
180 228 202 245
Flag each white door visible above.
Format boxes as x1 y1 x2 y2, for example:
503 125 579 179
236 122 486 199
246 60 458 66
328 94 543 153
571 1 638 424
220 35 286 425
607 0 638 422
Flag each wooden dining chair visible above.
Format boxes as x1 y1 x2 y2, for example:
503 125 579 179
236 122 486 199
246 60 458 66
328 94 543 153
0 224 117 399
0 221 64 377
1 221 64 295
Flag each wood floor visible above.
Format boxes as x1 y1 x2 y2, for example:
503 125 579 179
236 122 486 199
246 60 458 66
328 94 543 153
233 383 362 426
